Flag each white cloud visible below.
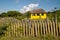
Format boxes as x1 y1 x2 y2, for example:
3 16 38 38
20 3 39 13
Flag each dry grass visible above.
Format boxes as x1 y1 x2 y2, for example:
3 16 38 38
0 36 60 40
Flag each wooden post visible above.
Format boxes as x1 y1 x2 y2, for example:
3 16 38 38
37 20 40 37
18 21 21 37
32 21 34 37
50 21 53 36
35 20 38 37
17 21 20 37
22 21 24 36
15 23 17 37
47 19 50 35
55 20 58 37
29 21 31 36
45 21 48 35
53 21 56 37
20 21 23 37
23 23 25 36
26 20 28 36
40 20 43 36
11 23 13 36
9 22 11 37
58 23 60 36
43 21 45 36
31 20 32 36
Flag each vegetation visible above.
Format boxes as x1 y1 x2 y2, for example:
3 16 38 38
0 9 60 21
0 11 31 20
0 36 60 40
0 11 22 17
0 24 8 36
47 9 60 22
0 9 60 40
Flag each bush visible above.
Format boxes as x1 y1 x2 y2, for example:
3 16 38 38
0 24 8 36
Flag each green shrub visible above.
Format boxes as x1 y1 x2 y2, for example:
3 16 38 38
0 24 8 36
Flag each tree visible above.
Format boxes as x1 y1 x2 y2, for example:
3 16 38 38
0 12 7 17
47 9 60 22
23 11 31 18
7 11 22 17
0 24 8 36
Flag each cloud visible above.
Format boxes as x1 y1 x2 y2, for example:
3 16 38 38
20 3 39 13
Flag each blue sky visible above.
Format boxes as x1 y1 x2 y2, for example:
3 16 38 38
0 0 60 13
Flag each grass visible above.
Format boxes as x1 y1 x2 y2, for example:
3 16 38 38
0 36 40 40
0 36 60 40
